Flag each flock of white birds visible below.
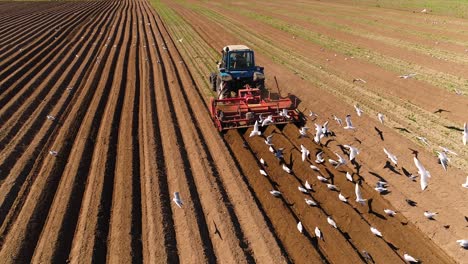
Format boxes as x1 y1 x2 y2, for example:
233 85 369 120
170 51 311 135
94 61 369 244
246 105 468 260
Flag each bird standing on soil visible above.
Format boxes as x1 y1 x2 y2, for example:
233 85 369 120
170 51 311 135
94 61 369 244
305 198 317 206
298 186 308 193
317 175 328 183
173 192 183 208
424 211 437 220
327 184 338 191
315 227 323 240
403 253 419 263
305 180 313 191
300 145 310 162
49 150 58 156
249 121 261 137
47 115 55 121
327 216 337 228
383 148 398 166
270 190 281 197
398 73 417 79
338 193 348 203
260 158 266 166
384 209 397 216
416 136 429 146
456 239 468 248
346 172 353 182
310 165 320 171
297 222 303 233
259 169 268 176
344 114 355 129
370 227 382 237
282 164 292 174
414 156 430 191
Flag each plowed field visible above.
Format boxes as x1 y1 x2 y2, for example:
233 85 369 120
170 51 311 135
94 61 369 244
0 0 465 263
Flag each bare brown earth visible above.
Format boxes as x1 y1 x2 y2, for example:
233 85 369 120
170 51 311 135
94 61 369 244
0 0 465 263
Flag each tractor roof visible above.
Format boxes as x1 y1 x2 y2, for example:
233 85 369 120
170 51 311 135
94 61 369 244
224 45 251 52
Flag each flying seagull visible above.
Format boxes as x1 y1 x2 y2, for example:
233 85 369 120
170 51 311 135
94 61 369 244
249 121 261 137
436 151 449 171
315 151 325 164
399 73 417 79
264 135 274 146
344 114 355 129
334 152 347 168
424 211 437 220
354 105 364 117
463 122 467 145
355 183 367 205
462 176 468 188
262 115 273 127
438 146 457 156
299 127 309 137
49 150 58 156
383 148 398 166
344 145 359 161
173 192 183 208
333 115 342 126
456 239 468 248
416 136 429 146
279 108 291 119
414 156 430 190
314 124 323 144
377 113 385 124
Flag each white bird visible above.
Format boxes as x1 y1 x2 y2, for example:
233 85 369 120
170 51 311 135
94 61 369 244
403 253 419 263
355 183 367 205
262 115 273 126
260 169 268 176
258 114 264 124
317 175 328 182
305 198 317 206
297 221 303 233
327 184 338 191
456 239 468 248
399 73 417 79
424 211 437 219
344 114 355 129
438 146 457 156
416 136 429 146
270 190 281 197
334 153 347 168
384 209 396 216
49 150 58 156
173 192 183 208
328 159 339 167
327 216 338 228
333 115 342 126
462 176 468 188
338 193 348 203
47 115 55 120
370 227 382 237
264 135 273 146
346 172 353 182
354 105 364 117
315 152 325 164
305 180 313 191
463 122 467 145
321 121 329 135
314 124 323 144
300 145 310 162
377 113 385 124
282 164 291 174
178 38 183 42
344 145 359 161
299 127 309 137
249 121 262 137
309 110 318 118
298 186 308 193
310 165 320 171
383 148 398 166
414 157 430 191
374 186 388 194
260 158 266 166
436 151 449 171
315 227 322 240
279 108 290 119
269 146 275 153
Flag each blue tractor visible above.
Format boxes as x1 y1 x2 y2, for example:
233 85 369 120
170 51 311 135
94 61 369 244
210 45 265 99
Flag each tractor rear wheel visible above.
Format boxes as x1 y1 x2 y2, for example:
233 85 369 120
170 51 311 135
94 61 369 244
210 73 217 91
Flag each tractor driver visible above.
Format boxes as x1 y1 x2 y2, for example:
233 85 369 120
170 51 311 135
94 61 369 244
231 52 247 69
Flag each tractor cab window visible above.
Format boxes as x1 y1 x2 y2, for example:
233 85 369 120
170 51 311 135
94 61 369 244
229 51 253 70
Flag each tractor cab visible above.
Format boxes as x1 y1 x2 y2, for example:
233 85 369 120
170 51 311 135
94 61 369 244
210 45 265 99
